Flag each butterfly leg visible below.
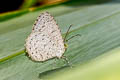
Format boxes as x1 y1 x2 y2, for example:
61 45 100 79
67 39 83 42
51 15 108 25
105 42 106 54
61 56 73 68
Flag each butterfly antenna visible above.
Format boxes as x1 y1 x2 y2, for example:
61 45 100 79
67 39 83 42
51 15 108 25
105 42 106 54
66 34 81 42
64 24 72 43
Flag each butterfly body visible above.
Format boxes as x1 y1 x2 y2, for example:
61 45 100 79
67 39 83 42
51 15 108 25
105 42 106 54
25 12 65 61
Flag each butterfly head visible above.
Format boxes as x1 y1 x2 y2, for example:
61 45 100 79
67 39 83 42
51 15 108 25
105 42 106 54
64 43 68 50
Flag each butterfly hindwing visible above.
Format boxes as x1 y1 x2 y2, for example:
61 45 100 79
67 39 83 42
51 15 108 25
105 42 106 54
25 12 65 61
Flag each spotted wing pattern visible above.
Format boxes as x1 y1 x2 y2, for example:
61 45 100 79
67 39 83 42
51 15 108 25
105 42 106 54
25 12 65 61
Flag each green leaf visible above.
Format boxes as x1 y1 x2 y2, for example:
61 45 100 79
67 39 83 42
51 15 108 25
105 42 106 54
0 0 120 80
43 47 120 80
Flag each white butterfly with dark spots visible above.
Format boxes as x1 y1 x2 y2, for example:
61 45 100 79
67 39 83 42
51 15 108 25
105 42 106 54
25 12 80 62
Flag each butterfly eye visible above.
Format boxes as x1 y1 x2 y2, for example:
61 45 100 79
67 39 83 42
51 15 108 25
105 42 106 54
64 44 68 48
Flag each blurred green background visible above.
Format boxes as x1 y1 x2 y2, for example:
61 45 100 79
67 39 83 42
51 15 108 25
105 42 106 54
0 0 120 80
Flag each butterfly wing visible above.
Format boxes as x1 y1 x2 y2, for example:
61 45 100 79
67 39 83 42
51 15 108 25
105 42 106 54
25 12 65 61
32 12 57 33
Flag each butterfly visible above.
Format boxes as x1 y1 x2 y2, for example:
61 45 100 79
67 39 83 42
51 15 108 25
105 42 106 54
25 12 80 62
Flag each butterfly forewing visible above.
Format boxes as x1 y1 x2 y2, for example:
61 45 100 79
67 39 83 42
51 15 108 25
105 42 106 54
25 12 65 61
33 12 56 33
